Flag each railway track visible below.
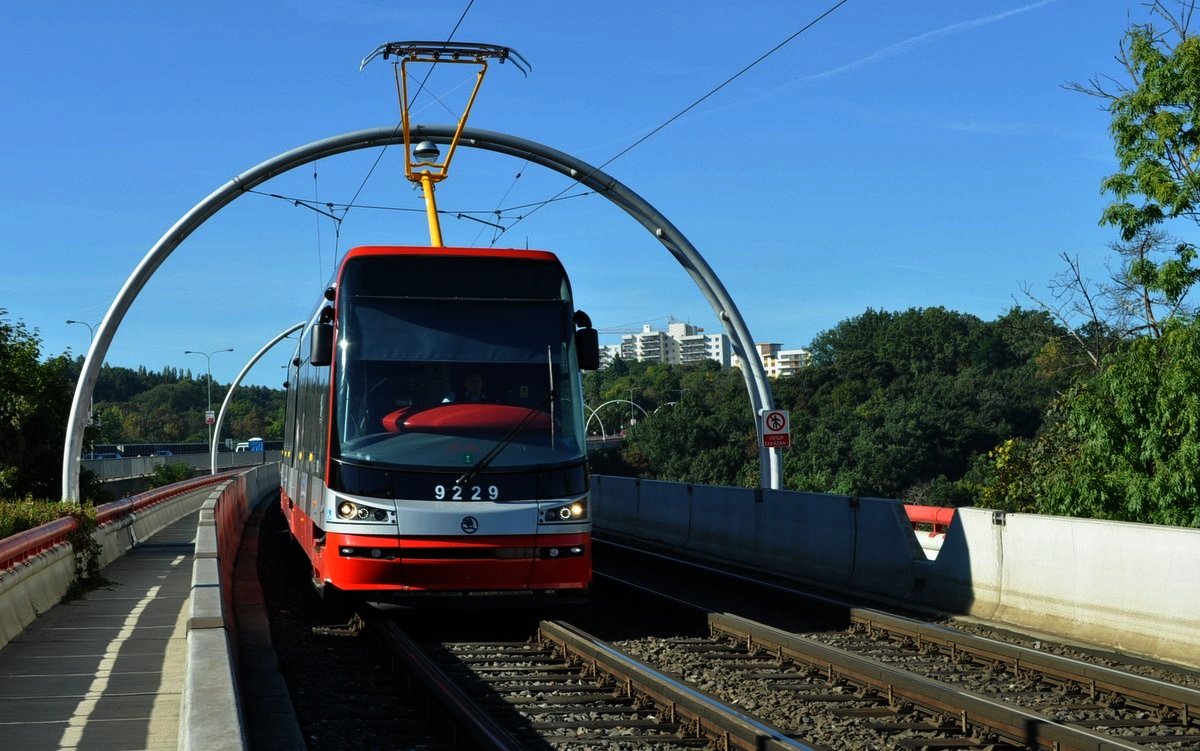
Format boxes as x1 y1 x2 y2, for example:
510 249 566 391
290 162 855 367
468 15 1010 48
595 537 1200 750
363 609 816 750
253 503 1200 750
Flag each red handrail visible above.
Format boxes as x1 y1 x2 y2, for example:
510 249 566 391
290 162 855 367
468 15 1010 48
0 471 234 572
0 517 79 571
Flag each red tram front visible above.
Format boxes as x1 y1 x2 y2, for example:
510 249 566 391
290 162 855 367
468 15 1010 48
280 246 598 604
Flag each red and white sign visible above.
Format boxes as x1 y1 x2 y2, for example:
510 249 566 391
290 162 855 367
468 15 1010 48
760 409 790 448
205 410 216 425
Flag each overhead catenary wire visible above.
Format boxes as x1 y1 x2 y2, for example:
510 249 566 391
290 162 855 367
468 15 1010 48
245 187 595 221
490 0 852 245
472 156 532 247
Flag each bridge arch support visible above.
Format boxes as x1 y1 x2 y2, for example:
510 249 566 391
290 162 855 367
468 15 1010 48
63 125 780 500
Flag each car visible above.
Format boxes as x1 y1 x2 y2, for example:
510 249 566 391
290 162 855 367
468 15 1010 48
151 450 173 457
83 452 122 460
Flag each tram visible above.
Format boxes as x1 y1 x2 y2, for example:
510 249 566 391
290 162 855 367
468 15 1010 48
280 245 600 604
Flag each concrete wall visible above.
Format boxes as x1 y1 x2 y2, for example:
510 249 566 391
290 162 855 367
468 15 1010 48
592 476 1200 670
0 546 76 650
179 463 278 751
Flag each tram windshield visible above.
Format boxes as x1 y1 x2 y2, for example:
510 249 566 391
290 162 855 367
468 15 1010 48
333 295 587 470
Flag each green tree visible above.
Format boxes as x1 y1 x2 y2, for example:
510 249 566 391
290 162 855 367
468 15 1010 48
1068 0 1200 312
1018 321 1200 526
779 307 1065 502
980 3 1200 526
0 310 75 499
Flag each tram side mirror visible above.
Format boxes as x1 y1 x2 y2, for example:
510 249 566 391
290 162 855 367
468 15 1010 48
573 310 600 370
310 323 334 366
311 306 335 366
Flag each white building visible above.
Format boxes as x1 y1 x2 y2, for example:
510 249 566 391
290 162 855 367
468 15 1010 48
613 319 731 367
733 342 811 378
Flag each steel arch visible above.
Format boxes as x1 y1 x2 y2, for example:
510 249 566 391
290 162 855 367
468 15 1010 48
62 125 780 501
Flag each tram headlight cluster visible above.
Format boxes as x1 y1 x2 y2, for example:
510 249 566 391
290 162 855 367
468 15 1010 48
335 500 389 522
541 499 587 523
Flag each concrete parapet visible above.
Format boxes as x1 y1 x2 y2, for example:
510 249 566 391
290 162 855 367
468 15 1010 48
594 475 1200 670
688 484 758 562
847 497 926 597
634 480 693 546
178 463 278 751
986 513 1200 665
179 628 243 751
916 507 1004 620
592 476 642 537
753 490 855 584
0 547 75 649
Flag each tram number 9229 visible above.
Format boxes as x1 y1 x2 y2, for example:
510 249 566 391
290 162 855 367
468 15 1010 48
434 484 501 501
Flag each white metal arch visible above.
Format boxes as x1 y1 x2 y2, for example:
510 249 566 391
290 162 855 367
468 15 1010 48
584 404 607 440
589 399 649 424
61 125 780 501
208 322 304 475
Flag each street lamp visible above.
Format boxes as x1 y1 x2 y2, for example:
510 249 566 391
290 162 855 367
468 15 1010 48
185 348 233 451
65 319 97 343
67 320 101 438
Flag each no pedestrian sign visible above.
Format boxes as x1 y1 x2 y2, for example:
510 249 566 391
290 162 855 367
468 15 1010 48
760 409 790 448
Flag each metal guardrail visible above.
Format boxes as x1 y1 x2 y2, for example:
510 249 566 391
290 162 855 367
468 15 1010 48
0 473 230 571
81 452 281 481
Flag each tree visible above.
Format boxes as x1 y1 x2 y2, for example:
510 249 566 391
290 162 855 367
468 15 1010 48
0 310 75 499
1067 0 1200 312
1015 321 1200 526
778 307 1066 502
979 2 1200 526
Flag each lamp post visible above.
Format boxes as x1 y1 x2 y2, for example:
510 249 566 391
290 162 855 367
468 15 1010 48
65 319 98 343
67 321 101 448
185 348 233 452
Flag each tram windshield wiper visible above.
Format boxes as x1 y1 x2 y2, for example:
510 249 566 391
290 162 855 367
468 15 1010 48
455 390 553 488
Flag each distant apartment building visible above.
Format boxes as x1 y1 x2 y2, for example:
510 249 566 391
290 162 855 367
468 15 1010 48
608 319 732 367
733 342 811 378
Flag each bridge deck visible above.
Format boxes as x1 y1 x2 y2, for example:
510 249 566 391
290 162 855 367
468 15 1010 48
0 511 199 750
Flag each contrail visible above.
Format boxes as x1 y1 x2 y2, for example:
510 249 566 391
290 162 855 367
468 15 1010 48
803 0 1061 81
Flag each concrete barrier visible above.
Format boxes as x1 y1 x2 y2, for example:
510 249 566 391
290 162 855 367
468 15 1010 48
689 484 758 562
591 475 641 537
593 476 1200 670
847 497 927 598
0 546 75 649
916 507 1004 620
178 463 280 751
987 513 1200 665
633 480 693 546
753 490 856 585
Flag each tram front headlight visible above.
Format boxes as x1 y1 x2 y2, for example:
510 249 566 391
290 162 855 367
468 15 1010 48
542 499 587 523
337 501 357 519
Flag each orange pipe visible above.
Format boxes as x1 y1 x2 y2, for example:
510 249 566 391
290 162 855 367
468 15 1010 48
903 504 956 534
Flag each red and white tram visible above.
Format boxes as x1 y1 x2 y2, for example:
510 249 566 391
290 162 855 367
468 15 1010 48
280 245 599 604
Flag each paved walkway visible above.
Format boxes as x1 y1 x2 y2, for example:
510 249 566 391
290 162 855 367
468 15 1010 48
0 511 199 751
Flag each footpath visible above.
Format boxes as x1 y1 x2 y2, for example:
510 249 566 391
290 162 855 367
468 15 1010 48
0 511 199 750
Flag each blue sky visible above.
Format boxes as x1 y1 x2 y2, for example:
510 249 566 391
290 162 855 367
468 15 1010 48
0 1 1159 388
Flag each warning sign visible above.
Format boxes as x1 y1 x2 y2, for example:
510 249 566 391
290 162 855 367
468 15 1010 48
760 409 790 448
